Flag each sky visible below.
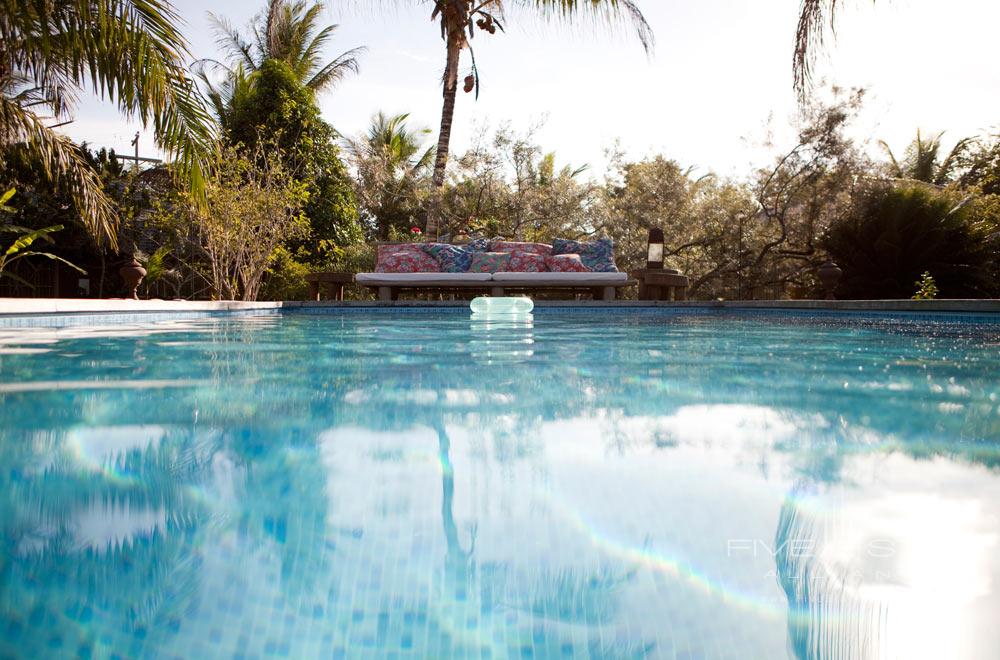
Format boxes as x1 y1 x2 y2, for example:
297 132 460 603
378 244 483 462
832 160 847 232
62 0 1000 180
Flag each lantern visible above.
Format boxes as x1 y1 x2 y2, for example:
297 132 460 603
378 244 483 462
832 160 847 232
646 227 665 270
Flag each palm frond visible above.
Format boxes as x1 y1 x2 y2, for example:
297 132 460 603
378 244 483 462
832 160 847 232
936 136 975 186
794 0 839 97
878 139 903 178
304 46 365 92
207 13 259 70
3 0 217 233
521 0 654 53
0 97 117 246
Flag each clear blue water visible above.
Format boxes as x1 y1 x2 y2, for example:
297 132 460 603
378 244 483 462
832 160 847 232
1 309 998 659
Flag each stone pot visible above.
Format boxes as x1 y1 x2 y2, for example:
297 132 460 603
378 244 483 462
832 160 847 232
119 257 147 300
817 261 843 300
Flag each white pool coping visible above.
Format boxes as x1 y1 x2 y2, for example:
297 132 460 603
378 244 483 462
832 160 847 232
1 297 999 316
0 299 284 314
0 298 1000 316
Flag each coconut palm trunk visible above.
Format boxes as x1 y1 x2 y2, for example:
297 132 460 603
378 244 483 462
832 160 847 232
415 0 653 238
426 8 467 238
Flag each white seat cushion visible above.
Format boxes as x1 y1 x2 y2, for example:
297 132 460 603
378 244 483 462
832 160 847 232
355 273 493 285
491 272 628 284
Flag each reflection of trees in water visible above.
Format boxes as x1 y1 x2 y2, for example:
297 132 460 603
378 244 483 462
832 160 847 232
230 428 333 597
0 426 212 656
774 489 889 660
432 423 654 657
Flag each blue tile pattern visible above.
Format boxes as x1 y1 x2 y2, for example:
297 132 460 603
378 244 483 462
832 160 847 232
0 310 998 657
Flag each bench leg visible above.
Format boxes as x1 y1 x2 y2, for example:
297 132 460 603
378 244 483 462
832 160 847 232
336 284 345 301
602 287 616 301
378 286 393 302
490 286 505 297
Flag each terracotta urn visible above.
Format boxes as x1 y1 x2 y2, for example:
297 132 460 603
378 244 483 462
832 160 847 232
817 261 843 300
119 256 147 300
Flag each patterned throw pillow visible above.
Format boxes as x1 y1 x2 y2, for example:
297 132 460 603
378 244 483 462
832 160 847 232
506 251 548 272
376 244 440 273
422 243 475 272
545 254 590 272
468 252 511 274
465 237 491 253
552 237 617 272
489 240 553 256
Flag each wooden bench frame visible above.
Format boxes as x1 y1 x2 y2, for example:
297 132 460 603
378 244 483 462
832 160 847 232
363 280 637 302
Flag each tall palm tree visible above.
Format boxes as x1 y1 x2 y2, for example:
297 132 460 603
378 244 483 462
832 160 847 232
879 130 974 186
0 0 215 247
406 0 653 236
198 0 363 108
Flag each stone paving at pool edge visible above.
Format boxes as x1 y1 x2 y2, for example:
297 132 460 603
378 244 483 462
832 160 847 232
2 297 999 317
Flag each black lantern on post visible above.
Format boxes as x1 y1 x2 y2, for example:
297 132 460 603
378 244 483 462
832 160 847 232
646 227 664 270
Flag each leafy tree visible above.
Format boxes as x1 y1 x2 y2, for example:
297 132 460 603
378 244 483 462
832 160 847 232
346 112 433 239
438 124 595 241
735 88 871 297
390 0 653 235
0 0 215 247
151 143 310 301
225 59 362 250
823 184 998 299
599 153 758 296
879 130 974 185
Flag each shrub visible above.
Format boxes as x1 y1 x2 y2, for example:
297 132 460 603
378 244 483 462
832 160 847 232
823 184 997 299
912 271 938 300
151 144 309 301
260 246 312 301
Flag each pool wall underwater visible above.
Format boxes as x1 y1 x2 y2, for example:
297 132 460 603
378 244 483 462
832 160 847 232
1 299 999 658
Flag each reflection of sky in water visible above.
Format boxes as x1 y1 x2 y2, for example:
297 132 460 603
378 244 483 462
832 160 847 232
0 310 998 658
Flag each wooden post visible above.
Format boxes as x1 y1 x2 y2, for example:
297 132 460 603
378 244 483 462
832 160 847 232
602 287 616 301
490 286 505 297
308 281 320 301
378 286 393 302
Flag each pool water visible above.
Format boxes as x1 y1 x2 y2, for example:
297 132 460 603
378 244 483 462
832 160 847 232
0 309 998 659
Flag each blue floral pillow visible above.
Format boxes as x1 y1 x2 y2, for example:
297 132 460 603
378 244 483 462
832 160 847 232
552 237 618 272
422 243 474 272
465 238 491 253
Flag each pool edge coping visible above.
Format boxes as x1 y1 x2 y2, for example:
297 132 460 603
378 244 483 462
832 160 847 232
3 297 999 317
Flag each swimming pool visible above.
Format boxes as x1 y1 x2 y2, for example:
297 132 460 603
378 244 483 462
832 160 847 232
1 308 998 659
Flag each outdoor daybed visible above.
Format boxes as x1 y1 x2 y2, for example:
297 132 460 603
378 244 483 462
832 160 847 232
356 238 634 301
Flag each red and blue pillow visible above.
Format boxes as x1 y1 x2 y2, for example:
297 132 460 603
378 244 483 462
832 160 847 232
421 238 491 272
506 251 548 272
469 252 511 274
375 244 440 273
545 254 590 272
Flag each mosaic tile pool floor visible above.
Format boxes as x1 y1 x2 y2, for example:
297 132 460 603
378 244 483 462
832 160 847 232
0 310 998 659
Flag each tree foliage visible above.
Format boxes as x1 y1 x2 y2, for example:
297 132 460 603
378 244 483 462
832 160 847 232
225 59 362 250
879 130 974 185
824 184 998 299
438 125 596 242
346 112 433 239
151 144 310 301
0 0 215 247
